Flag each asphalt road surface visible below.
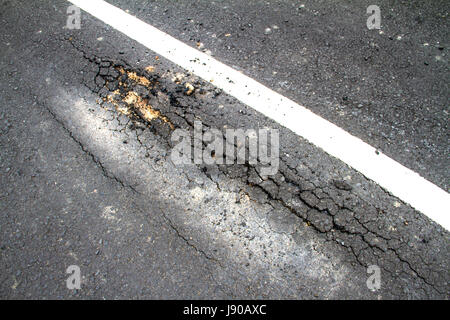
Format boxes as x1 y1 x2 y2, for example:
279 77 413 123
0 0 448 299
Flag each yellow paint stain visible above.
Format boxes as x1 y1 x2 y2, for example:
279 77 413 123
171 72 185 84
123 91 140 105
123 91 174 129
185 83 194 96
103 67 173 129
104 92 131 116
117 106 131 115
127 71 151 87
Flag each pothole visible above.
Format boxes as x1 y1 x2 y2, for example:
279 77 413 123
95 63 175 129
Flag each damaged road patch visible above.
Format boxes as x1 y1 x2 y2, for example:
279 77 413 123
65 37 449 299
84 53 175 131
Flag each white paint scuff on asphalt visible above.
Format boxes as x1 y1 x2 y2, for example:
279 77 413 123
67 0 450 230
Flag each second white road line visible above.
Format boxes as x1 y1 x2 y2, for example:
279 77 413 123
68 0 450 230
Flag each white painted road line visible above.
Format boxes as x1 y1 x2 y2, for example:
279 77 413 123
68 0 450 230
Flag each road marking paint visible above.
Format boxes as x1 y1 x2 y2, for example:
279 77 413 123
68 0 450 230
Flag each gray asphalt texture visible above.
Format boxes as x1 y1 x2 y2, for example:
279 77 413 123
0 0 449 299
107 0 450 191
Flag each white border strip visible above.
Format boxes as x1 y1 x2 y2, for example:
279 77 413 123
68 0 450 230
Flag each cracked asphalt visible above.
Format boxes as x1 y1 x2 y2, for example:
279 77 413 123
0 0 449 299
